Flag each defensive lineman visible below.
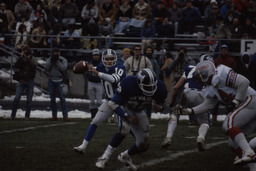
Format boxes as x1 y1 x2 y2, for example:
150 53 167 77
177 60 256 167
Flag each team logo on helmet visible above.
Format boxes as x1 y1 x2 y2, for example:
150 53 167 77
137 68 157 96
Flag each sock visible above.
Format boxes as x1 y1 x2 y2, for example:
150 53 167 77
197 123 209 140
249 137 256 150
80 139 89 148
84 124 98 141
102 145 116 158
234 133 254 155
166 114 177 138
109 132 126 148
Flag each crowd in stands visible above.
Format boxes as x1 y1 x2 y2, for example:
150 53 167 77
0 0 255 60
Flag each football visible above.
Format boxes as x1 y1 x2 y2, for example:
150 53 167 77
73 60 88 74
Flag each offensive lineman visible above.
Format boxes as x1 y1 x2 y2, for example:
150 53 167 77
108 68 167 170
177 60 256 168
162 54 212 151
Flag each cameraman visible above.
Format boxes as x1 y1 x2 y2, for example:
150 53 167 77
45 48 70 121
11 46 37 120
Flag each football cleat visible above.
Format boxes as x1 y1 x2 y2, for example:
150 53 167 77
161 137 171 148
73 145 86 155
234 153 256 166
197 137 205 152
118 152 137 170
95 156 109 169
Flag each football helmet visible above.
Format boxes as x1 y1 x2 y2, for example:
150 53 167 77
102 49 117 67
199 54 213 62
137 68 157 96
196 61 216 83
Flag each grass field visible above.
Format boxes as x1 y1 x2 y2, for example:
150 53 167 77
0 117 251 171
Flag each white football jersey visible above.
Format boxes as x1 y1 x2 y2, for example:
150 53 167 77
204 65 256 105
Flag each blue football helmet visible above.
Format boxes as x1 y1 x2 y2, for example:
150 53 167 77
137 68 157 96
102 49 117 67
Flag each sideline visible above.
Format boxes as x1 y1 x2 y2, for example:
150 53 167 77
0 122 75 134
118 140 227 171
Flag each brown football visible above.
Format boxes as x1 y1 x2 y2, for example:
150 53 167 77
73 60 88 74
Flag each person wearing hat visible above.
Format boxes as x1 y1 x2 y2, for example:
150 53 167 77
116 48 131 65
45 48 70 121
85 49 102 118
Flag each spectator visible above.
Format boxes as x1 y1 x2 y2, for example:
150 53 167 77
181 0 201 34
62 24 81 62
44 48 70 121
28 24 48 58
140 19 155 52
247 0 256 18
81 0 99 27
48 1 62 26
11 46 37 120
229 17 242 39
151 1 169 27
241 17 256 39
29 4 47 22
116 47 131 65
33 12 53 34
81 20 99 49
220 0 232 19
98 18 114 49
14 0 33 21
0 3 15 31
124 45 153 76
204 2 221 35
160 52 174 104
237 52 256 90
85 49 102 118
162 0 173 9
144 45 160 78
114 0 133 33
98 0 117 25
15 24 29 50
15 15 32 33
29 0 43 10
60 0 79 29
156 17 174 51
0 22 12 46
223 9 237 29
48 22 63 48
168 2 183 35
232 0 248 19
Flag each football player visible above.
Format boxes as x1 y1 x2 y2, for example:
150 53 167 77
161 54 212 151
104 68 167 170
73 49 127 155
177 60 256 167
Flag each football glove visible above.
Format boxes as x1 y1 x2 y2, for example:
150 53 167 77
227 99 240 113
124 113 138 124
173 106 193 115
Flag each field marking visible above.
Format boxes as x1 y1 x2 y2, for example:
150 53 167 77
118 140 227 171
0 122 75 134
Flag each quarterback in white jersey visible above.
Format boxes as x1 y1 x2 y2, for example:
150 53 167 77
178 60 256 168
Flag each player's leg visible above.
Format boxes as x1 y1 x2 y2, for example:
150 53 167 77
118 111 149 169
161 113 178 148
223 96 256 165
196 112 210 152
96 116 131 168
74 101 113 154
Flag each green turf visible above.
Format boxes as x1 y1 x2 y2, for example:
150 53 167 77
0 118 251 171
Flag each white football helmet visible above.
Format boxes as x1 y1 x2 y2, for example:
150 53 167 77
196 61 216 83
199 54 213 62
102 49 117 67
137 68 157 96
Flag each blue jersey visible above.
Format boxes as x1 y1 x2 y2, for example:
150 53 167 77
111 76 167 116
183 65 204 90
97 62 126 100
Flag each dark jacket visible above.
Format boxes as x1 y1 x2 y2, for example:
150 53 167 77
14 56 37 81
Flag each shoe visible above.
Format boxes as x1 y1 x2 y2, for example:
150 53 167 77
74 145 86 155
51 117 57 121
161 137 171 148
64 117 70 121
234 153 256 166
95 156 109 169
197 137 205 152
118 151 137 170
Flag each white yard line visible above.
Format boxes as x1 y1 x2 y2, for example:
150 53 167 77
118 140 227 171
0 122 75 134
